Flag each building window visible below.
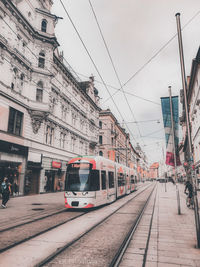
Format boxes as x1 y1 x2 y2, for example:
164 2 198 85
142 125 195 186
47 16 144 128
8 107 23 136
20 73 25 87
38 51 45 68
36 81 43 102
99 121 102 129
99 151 103 156
60 132 66 149
99 135 102 145
45 125 54 145
41 19 47 33
111 137 114 146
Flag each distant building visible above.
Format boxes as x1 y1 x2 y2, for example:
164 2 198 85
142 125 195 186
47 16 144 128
135 143 149 181
149 162 159 179
99 109 139 171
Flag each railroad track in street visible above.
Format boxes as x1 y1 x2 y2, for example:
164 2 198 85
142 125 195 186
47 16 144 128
0 209 85 253
36 183 156 267
0 183 155 266
111 185 157 267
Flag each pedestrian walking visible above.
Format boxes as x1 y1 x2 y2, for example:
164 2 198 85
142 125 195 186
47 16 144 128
1 177 11 208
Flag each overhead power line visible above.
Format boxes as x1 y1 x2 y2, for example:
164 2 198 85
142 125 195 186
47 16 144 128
88 0 143 142
103 9 200 102
59 0 139 145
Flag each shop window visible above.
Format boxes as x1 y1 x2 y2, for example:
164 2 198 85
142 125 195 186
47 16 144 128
101 170 106 190
8 107 23 136
41 19 47 33
36 81 43 102
99 151 103 156
38 51 45 68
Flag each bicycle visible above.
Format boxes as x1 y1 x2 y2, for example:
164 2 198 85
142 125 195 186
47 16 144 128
185 192 194 209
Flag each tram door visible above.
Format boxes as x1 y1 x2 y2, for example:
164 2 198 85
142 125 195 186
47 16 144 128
107 171 116 202
100 170 107 205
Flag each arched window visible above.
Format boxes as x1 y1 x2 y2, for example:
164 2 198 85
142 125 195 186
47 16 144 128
38 51 45 68
41 19 47 33
36 81 43 102
99 151 103 156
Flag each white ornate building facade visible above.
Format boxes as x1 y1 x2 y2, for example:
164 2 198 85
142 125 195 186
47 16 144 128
0 0 100 195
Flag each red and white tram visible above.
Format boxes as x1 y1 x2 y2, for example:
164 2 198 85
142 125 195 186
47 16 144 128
64 156 137 209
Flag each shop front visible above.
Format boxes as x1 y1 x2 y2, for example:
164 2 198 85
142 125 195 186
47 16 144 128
0 140 28 195
24 152 42 195
42 158 66 193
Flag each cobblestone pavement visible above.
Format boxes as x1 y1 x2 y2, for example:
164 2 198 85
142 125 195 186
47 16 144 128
120 182 200 267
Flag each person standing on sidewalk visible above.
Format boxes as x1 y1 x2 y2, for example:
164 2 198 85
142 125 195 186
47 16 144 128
184 180 193 207
1 177 11 208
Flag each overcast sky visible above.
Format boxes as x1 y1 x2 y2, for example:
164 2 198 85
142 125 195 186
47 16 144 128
51 0 200 164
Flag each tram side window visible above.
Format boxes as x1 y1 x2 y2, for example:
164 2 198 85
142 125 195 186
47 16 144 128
118 173 125 186
101 170 106 190
108 171 114 188
90 170 100 191
131 175 135 184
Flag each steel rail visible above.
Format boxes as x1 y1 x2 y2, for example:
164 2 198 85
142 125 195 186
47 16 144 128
36 183 154 267
109 184 157 267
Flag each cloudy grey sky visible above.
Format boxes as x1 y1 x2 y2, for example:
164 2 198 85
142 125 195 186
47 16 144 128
52 0 200 164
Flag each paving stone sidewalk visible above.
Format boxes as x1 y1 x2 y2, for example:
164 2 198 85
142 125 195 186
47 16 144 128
120 182 200 267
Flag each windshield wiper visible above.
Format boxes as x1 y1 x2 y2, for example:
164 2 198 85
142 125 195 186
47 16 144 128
72 191 77 195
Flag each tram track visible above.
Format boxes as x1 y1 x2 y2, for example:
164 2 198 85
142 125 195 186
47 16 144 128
35 183 156 267
0 210 85 253
0 183 154 266
111 185 157 267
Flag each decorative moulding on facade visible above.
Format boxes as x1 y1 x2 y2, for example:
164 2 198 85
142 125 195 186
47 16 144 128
28 109 49 134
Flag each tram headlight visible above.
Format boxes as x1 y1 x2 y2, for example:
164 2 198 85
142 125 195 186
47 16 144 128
82 191 88 196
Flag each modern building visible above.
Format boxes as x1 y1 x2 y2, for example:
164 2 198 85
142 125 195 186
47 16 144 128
0 0 100 195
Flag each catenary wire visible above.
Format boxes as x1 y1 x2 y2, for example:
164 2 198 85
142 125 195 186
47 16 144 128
88 0 143 141
103 9 200 102
59 0 139 145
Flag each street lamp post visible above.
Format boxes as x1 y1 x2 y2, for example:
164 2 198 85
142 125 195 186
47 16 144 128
175 12 200 247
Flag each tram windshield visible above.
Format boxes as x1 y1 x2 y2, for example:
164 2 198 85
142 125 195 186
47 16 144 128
65 162 100 191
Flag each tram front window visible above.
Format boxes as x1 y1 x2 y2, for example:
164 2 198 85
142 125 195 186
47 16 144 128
65 163 100 191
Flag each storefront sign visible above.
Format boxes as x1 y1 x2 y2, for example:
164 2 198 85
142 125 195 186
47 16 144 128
28 152 41 163
0 140 28 156
52 161 62 169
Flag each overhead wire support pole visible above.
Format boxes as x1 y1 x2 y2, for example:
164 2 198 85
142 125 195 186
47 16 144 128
175 12 200 248
169 86 181 215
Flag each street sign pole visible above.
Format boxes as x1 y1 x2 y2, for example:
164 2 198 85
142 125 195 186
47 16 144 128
169 86 181 215
176 13 200 247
